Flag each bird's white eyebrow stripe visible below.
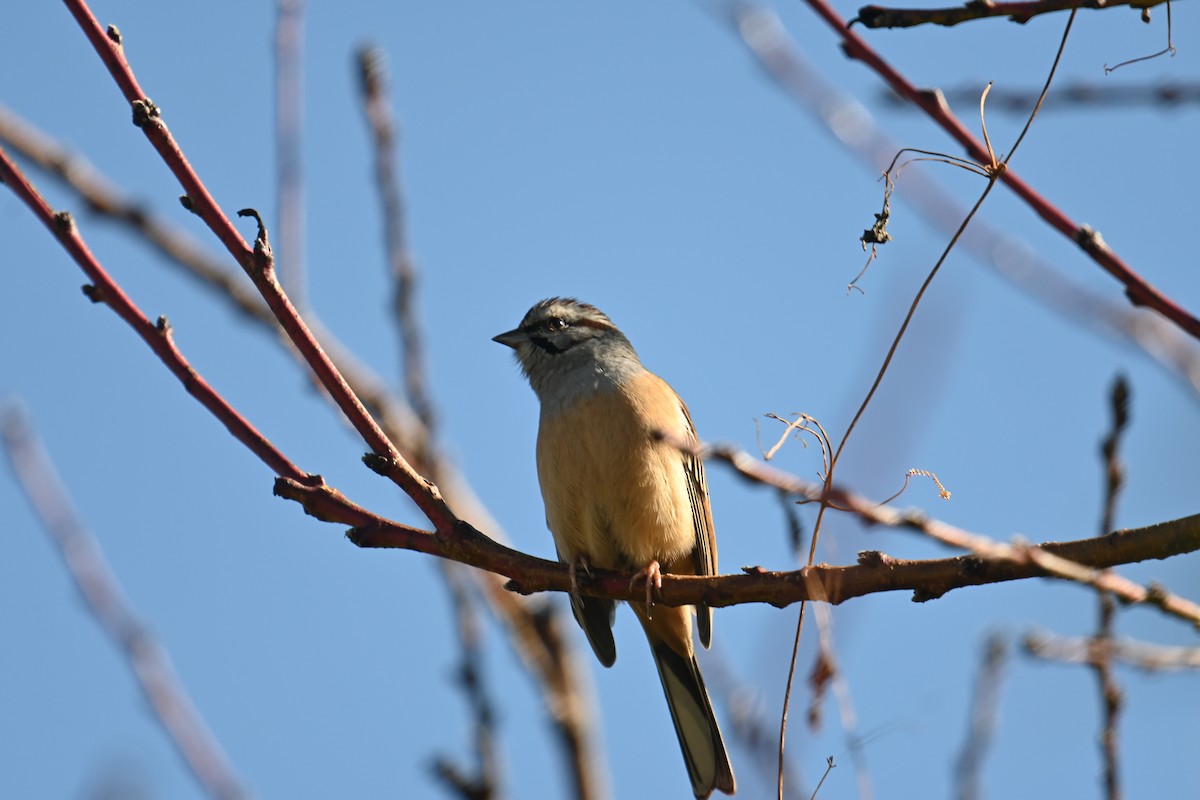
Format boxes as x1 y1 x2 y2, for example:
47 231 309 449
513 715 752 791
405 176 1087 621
574 317 613 331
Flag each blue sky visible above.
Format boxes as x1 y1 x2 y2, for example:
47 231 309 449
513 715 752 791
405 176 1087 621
2 2 1198 798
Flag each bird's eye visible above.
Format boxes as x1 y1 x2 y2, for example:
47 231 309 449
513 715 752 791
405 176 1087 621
546 317 568 332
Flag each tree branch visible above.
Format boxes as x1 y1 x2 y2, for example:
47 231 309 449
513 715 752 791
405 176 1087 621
788 0 1200 340
0 142 307 484
269 476 1200 617
852 0 1171 30
2 406 250 800
63 0 455 530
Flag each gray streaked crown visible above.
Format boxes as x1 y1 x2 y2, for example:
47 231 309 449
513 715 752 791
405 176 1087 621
494 297 644 414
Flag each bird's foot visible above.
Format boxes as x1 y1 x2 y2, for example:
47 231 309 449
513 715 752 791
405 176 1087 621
568 556 593 596
630 560 663 618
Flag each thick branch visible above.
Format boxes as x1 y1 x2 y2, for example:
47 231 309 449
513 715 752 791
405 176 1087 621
275 477 1200 616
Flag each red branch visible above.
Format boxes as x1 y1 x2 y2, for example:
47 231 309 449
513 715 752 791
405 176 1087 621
61 0 458 533
800 0 1200 340
0 144 306 483
274 476 1200 616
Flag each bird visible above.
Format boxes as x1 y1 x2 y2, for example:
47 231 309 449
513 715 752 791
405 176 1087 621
494 297 736 798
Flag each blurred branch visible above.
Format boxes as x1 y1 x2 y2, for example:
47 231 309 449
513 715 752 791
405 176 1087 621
275 0 306 301
954 634 1007 800
1023 632 1200 671
1 76 608 800
1092 375 1132 800
881 81 1200 112
851 0 1169 30
0 103 272 325
704 651 808 799
0 143 308 483
64 0 452 528
356 45 437 455
732 5 1200 342
808 597 873 800
431 567 502 800
41 8 609 793
1 406 250 800
726 8 1200 397
351 42 604 799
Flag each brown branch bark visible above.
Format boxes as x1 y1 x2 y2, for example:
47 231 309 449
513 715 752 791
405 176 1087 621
270 476 1200 616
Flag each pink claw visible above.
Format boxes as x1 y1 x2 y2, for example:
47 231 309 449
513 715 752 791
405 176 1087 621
630 560 663 617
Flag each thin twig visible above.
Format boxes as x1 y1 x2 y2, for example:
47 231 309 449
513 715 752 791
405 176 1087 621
356 46 437 454
808 589 873 800
1104 0 1176 73
2 406 251 800
1 90 607 800
726 9 1200 395
703 650 809 799
430 567 502 800
954 634 1008 800
1093 375 1132 800
63 0 455 530
0 143 307 483
775 14 1074 790
791 0 1200 340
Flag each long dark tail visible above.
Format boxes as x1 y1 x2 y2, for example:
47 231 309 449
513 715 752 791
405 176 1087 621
650 640 736 797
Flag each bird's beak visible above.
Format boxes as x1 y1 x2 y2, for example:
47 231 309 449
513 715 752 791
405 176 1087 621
492 328 527 349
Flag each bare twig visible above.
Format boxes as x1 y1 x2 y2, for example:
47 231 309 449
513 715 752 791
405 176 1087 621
1104 0 1176 73
658 438 1200 623
808 592 873 800
0 143 308 483
63 0 453 529
743 2 1200 340
727 9 1200 395
1092 375 1133 800
852 0 1168 29
2 406 250 800
356 46 437 454
954 634 1008 800
0 147 1193 623
1 88 606 800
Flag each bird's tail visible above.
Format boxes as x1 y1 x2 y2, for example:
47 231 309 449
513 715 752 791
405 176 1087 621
650 639 737 797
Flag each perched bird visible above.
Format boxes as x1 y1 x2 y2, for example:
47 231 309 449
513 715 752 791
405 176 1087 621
494 297 735 798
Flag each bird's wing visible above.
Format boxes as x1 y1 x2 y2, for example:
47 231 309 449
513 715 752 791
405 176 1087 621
679 399 717 649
